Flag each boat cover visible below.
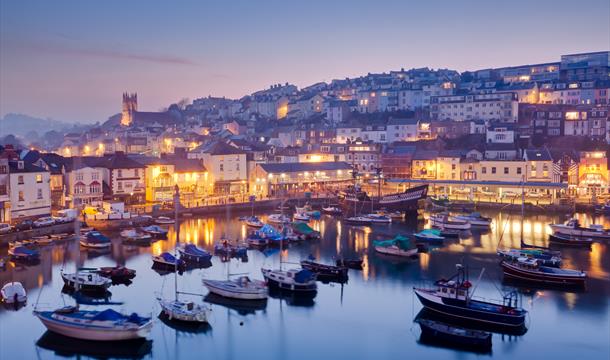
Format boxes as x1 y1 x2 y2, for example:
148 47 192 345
419 229 442 236
160 252 177 262
373 235 412 250
183 244 209 257
87 232 110 243
294 269 315 283
292 222 316 235
12 246 39 256
259 224 281 238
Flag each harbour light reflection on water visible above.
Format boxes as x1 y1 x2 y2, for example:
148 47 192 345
0 209 608 360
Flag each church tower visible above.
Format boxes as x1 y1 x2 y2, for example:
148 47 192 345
121 92 138 126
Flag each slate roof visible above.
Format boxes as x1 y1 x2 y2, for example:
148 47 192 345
524 148 553 161
8 161 48 173
192 141 245 156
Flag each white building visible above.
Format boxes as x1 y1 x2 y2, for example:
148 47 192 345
431 92 518 122
188 141 247 194
386 118 420 142
9 160 51 220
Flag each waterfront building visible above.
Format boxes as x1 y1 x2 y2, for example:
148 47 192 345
188 141 247 195
430 92 519 123
0 158 9 222
64 158 105 207
98 152 146 204
577 151 608 197
386 118 419 142
8 160 51 221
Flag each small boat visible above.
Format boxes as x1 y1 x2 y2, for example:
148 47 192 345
214 240 248 258
246 232 269 247
1 282 27 304
454 212 492 227
322 206 342 216
365 214 392 224
120 229 152 244
96 266 137 282
550 218 610 239
79 231 112 249
417 318 492 352
32 236 54 246
413 229 445 243
61 271 112 293
141 225 168 239
8 246 40 262
293 213 310 222
291 222 321 240
158 298 211 323
335 258 363 270
497 248 562 267
152 252 186 271
155 216 174 225
295 203 320 218
549 233 593 247
301 258 348 279
414 265 527 330
244 216 264 228
344 216 372 226
374 235 418 258
267 214 290 224
429 196 451 209
33 307 153 341
261 268 317 295
178 243 212 263
203 276 268 300
430 213 471 230
501 258 586 287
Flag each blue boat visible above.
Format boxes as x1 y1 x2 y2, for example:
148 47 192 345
8 246 40 262
413 265 527 331
152 252 185 271
177 243 212 263
141 225 168 239
79 231 111 249
413 229 445 243
214 240 248 258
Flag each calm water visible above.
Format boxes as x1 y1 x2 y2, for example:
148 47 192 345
1 210 609 360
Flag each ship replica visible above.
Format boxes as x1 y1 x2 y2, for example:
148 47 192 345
338 183 428 213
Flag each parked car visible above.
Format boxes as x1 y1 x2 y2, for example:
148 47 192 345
15 220 34 231
33 217 55 228
0 223 12 234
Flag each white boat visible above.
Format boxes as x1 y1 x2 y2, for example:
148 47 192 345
293 213 310 222
155 216 174 225
1 282 27 304
120 229 152 243
365 214 392 223
430 213 471 230
244 216 264 228
374 244 418 257
203 276 268 300
343 216 372 226
550 218 610 239
261 268 317 294
322 206 342 215
32 236 54 246
79 231 112 249
158 298 211 323
33 307 152 341
61 271 112 293
454 212 492 227
267 214 290 224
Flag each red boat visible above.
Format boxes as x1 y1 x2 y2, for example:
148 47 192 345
501 258 586 287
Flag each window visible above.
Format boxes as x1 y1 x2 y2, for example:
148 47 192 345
92 172 99 180
220 164 224 171
75 183 85 194
117 182 123 191
0 165 7 174
517 167 522 175
117 169 123 178
37 189 43 199
17 175 24 185
90 184 100 194
504 167 509 174
236 163 240 171
36 174 43 183
492 167 496 174
75 172 83 181
18 191 24 201
134 169 139 177
482 167 486 174
0 185 6 195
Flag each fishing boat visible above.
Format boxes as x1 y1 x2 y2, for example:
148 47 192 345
177 243 212 263
550 218 610 239
214 239 248 258
365 213 392 224
267 214 291 224
61 270 112 293
344 216 372 226
373 235 419 257
322 206 342 216
413 229 445 244
338 184 428 212
301 257 348 280
33 307 153 341
120 229 152 244
413 264 527 329
152 252 186 271
203 276 268 300
335 258 363 270
244 216 264 228
549 233 593 247
497 248 562 267
155 216 174 225
141 225 168 239
293 212 310 222
79 231 112 249
430 213 471 230
158 185 211 324
1 282 27 304
261 268 317 295
8 246 40 262
96 266 137 282
501 258 586 287
417 318 492 352
454 212 492 227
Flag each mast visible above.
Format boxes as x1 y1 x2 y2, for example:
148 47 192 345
520 176 525 244
174 185 180 301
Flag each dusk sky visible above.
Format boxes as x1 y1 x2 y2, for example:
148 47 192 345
1 0 609 123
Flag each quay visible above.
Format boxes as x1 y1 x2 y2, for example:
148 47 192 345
0 222 76 245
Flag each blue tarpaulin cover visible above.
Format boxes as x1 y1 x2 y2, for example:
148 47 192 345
294 269 315 283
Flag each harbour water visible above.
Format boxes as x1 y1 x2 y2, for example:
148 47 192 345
1 210 609 359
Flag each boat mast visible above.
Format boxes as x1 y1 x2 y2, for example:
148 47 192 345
520 176 525 245
174 185 180 302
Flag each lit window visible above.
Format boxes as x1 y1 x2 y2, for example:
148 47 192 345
36 174 43 183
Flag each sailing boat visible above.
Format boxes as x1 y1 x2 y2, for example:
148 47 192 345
34 201 153 341
203 252 267 300
157 186 211 323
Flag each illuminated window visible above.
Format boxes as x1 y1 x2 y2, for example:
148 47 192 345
36 174 42 183
565 112 579 120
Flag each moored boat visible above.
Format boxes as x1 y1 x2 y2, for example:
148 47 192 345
300 258 348 280
155 216 174 225
365 213 392 224
33 307 152 341
96 266 137 282
178 243 212 263
344 216 372 226
214 240 247 258
549 233 593 247
267 214 290 224
413 264 527 330
203 276 268 300
373 235 419 258
61 271 112 293
293 212 310 222
454 212 492 227
79 231 112 249
157 298 211 323
335 258 363 270
501 258 586 287
8 246 40 262
413 229 445 243
244 216 264 228
120 229 152 244
430 213 471 230
261 268 317 295
338 184 428 212
550 218 610 239
31 235 54 246
497 248 562 267
322 206 342 216
152 252 186 271
417 318 492 352
141 225 168 239
1 282 27 304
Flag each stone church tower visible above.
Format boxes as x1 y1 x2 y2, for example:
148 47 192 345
121 92 138 126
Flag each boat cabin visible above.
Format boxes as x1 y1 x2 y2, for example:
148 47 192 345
434 279 471 301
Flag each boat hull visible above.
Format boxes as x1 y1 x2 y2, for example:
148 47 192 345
550 224 610 239
339 185 428 212
203 280 268 300
501 262 586 286
549 234 593 247
418 320 492 351
261 270 317 295
34 312 152 341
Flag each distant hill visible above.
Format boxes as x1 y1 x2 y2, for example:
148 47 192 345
0 113 91 137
